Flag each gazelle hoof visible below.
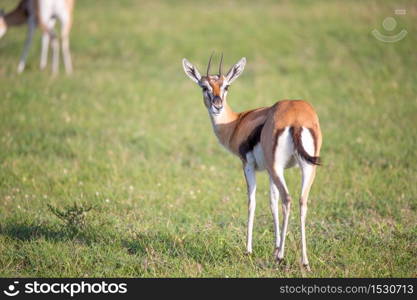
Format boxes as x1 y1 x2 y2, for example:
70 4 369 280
302 263 311 272
274 248 284 263
273 247 279 258
17 64 25 74
275 256 284 264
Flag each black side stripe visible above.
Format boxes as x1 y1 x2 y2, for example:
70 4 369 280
230 111 251 143
239 123 265 161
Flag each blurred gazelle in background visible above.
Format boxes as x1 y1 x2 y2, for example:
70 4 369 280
0 0 75 74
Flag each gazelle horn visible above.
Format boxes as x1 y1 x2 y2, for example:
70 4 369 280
207 52 214 76
218 53 223 76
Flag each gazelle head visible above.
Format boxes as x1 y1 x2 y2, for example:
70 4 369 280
0 9 6 38
182 55 246 116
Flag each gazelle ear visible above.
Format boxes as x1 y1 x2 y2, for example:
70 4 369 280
225 57 246 85
182 58 202 84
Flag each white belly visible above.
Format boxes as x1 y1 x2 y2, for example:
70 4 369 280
246 143 298 171
245 144 266 171
253 143 266 171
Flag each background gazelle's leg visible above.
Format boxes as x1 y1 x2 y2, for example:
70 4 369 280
243 162 256 254
61 33 72 74
269 175 280 253
40 31 50 70
40 19 55 70
60 12 73 75
51 32 60 75
17 16 36 73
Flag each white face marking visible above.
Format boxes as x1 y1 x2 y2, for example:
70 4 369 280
200 82 213 94
201 79 227 116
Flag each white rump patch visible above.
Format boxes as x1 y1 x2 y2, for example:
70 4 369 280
300 127 315 157
274 127 295 169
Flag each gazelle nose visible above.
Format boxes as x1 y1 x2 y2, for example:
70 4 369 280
212 96 223 109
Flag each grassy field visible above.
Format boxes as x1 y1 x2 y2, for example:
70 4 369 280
0 0 416 277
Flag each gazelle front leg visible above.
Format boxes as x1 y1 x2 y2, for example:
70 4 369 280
269 176 281 253
243 162 256 254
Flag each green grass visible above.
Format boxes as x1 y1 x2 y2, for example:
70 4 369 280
0 0 416 277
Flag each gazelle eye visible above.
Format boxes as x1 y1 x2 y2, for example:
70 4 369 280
224 85 230 91
202 87 208 92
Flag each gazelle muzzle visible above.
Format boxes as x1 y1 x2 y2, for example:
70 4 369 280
211 96 223 109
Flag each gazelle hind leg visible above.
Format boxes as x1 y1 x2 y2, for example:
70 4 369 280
270 169 291 262
269 127 294 262
297 127 317 271
298 161 316 271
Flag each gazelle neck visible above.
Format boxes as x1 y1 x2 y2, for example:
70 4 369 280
208 97 239 148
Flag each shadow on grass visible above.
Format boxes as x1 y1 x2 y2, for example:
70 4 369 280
123 231 240 264
0 222 105 245
1 222 241 264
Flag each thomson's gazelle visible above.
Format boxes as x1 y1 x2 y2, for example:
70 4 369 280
182 55 322 270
